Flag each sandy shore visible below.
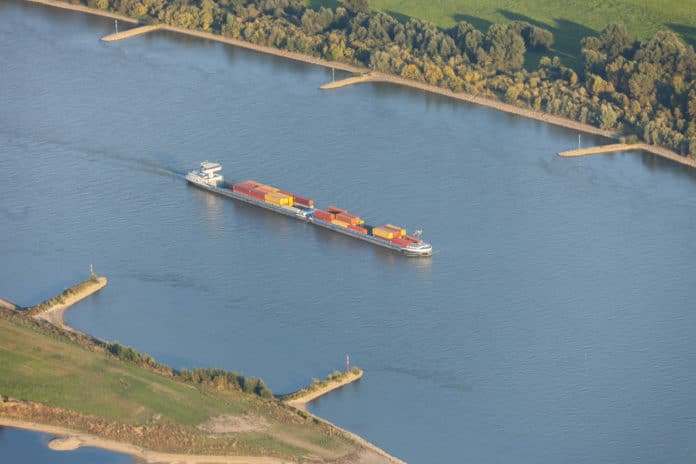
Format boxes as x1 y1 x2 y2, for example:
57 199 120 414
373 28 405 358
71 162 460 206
33 277 107 330
24 0 138 23
0 418 284 464
0 297 21 311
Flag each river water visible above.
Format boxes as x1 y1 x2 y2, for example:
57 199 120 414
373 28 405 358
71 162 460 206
2 2 696 463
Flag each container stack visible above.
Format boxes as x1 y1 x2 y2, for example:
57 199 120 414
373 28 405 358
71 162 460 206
372 224 411 248
232 180 312 209
372 226 395 240
292 195 314 208
314 207 367 233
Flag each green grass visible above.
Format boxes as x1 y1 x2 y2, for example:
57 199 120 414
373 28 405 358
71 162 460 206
312 0 696 68
0 314 355 459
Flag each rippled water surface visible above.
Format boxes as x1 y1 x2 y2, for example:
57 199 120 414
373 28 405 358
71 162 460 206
2 1 696 463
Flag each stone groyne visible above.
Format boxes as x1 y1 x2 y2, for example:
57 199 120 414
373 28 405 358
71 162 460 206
558 143 696 168
28 276 107 330
101 24 163 42
283 369 364 410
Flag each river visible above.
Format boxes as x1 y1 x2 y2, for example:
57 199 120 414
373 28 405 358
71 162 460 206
2 1 696 463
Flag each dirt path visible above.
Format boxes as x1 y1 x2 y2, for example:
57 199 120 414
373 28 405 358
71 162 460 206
33 277 107 331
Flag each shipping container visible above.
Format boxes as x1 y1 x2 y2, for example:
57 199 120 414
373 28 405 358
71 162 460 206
265 192 293 206
293 195 314 208
239 179 259 186
248 189 267 201
336 212 361 226
332 219 350 228
372 227 394 240
233 184 254 194
404 235 423 243
314 210 333 222
256 184 279 193
384 224 407 237
348 225 368 234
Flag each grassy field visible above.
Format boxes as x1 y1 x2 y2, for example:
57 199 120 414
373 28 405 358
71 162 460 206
311 0 696 68
0 313 356 459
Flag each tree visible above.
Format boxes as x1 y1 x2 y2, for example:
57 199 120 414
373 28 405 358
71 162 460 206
343 0 370 15
484 24 525 72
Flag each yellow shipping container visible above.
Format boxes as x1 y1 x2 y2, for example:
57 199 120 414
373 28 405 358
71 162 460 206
372 227 394 239
385 224 406 236
332 219 350 228
265 192 291 205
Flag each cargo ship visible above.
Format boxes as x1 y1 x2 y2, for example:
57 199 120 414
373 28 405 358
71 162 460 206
186 162 432 257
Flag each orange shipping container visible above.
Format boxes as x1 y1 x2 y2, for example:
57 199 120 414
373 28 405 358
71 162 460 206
336 213 361 226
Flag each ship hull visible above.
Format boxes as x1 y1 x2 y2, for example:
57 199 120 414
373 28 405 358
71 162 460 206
187 174 432 257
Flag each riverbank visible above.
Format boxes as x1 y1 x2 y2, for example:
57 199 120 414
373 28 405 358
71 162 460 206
23 0 138 23
28 276 107 330
1 290 401 463
23 0 694 169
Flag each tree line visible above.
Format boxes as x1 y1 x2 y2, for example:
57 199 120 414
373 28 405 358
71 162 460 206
106 342 273 397
86 0 696 157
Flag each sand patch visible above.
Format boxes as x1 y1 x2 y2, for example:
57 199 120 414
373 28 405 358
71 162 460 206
48 436 82 450
197 415 268 434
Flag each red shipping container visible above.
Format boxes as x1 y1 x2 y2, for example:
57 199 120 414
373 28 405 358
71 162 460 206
293 195 314 208
348 225 368 234
404 235 423 243
233 184 254 193
314 210 333 222
238 180 259 188
391 238 411 247
248 189 267 201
